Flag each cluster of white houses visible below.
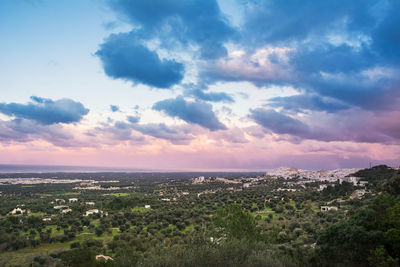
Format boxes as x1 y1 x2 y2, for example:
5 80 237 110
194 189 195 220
49 198 106 217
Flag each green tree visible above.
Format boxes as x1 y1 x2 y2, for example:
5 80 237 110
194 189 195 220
212 204 259 241
60 245 96 267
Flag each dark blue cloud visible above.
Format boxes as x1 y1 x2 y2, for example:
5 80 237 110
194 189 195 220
185 88 234 103
242 0 376 46
96 33 184 89
97 0 236 90
114 121 131 130
230 0 400 113
0 96 89 125
108 0 235 59
99 0 400 124
153 96 226 131
127 115 140 124
371 1 400 64
267 94 349 113
299 73 400 111
249 108 309 136
110 105 119 112
291 44 376 75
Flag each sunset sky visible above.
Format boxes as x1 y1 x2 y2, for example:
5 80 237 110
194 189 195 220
0 0 399 170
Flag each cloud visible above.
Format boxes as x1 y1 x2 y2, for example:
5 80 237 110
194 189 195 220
127 115 139 124
153 96 226 131
96 33 184 89
199 0 400 114
201 46 293 85
298 69 400 111
93 115 196 144
249 107 400 145
131 123 195 145
108 0 235 59
185 88 234 103
370 1 400 64
110 105 120 112
241 0 376 46
101 0 400 126
0 96 89 125
97 0 236 90
249 108 310 136
0 118 81 147
267 94 349 113
210 127 248 144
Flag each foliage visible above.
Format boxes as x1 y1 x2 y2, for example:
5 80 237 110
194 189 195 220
212 204 260 241
1 168 400 266
140 238 296 267
316 193 400 266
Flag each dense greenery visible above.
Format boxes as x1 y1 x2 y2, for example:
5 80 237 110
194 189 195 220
0 166 399 266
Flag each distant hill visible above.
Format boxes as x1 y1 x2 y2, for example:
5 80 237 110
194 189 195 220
352 165 400 194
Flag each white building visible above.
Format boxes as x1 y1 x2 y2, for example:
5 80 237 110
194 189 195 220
96 255 113 261
69 198 78 203
266 167 361 181
243 183 251 188
144 205 151 209
193 176 205 184
319 184 328 191
10 207 24 215
61 208 72 213
54 205 69 210
84 209 99 216
321 206 338 212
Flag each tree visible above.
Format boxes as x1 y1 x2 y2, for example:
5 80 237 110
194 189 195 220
60 245 96 267
212 204 259 241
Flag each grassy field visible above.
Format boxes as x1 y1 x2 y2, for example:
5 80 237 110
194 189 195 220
59 192 80 196
0 230 116 266
28 211 46 217
182 225 194 233
131 206 152 212
109 192 129 197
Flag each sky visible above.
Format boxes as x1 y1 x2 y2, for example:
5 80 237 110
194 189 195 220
0 0 399 170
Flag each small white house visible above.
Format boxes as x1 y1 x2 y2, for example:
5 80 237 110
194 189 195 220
96 255 113 261
85 202 95 206
69 198 78 203
84 209 99 216
243 183 251 188
319 184 328 191
10 207 24 215
321 206 338 212
42 218 52 222
54 205 68 210
144 205 151 209
61 208 72 213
